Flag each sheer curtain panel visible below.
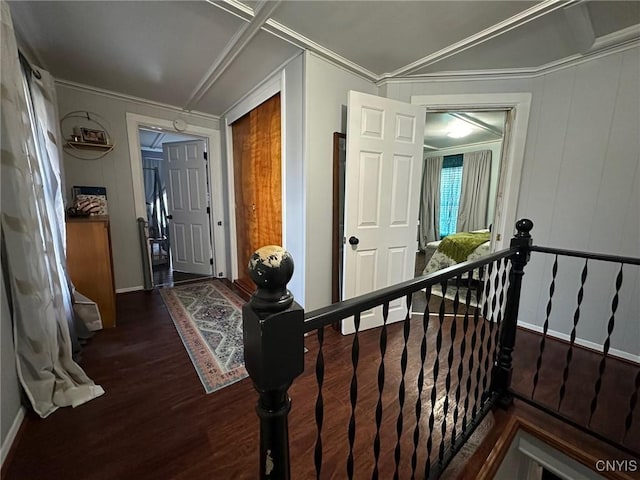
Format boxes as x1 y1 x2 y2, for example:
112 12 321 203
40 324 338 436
418 156 443 250
457 150 491 232
1 1 104 418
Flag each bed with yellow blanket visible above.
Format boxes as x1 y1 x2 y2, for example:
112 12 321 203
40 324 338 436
423 230 491 276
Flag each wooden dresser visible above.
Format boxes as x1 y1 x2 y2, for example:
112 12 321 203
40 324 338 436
66 216 116 328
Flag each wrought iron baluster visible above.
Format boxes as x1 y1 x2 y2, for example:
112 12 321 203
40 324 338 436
451 275 464 450
461 269 477 434
424 283 446 480
393 294 412 480
532 255 558 399
438 279 458 464
346 312 361 480
491 259 509 369
480 261 496 404
623 369 640 443
314 327 325 479
588 263 623 427
558 259 589 411
473 264 492 418
411 286 432 479
372 302 390 480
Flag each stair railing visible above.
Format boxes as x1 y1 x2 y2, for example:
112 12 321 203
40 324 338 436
242 220 535 479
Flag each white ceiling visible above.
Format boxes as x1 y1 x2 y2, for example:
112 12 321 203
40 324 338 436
8 1 640 116
424 111 506 151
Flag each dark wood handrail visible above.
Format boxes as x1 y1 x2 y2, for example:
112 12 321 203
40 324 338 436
303 247 516 332
531 245 640 265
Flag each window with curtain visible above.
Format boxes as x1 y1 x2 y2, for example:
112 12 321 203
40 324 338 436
439 154 463 238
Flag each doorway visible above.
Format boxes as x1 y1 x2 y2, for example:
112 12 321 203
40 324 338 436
416 109 508 277
230 92 282 295
138 127 212 287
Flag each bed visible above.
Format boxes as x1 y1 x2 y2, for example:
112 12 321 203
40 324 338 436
423 230 491 276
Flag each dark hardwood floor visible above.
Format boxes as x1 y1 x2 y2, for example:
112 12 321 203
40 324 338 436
152 263 212 287
3 285 637 479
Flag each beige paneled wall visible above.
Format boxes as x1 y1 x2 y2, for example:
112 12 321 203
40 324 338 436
382 46 639 359
57 85 220 291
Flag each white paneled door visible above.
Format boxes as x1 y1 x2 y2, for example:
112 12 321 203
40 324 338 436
163 140 213 276
342 91 426 334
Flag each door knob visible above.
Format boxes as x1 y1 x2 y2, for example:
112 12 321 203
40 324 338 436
166 214 173 220
348 236 359 246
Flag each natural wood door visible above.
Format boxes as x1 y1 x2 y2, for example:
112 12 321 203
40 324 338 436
232 93 282 293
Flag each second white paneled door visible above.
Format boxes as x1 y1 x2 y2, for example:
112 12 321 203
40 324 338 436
163 140 212 276
342 91 425 334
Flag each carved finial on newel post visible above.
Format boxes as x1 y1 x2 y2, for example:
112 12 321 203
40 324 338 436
248 245 295 316
243 245 304 480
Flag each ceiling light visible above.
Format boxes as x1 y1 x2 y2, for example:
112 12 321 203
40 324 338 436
447 120 473 138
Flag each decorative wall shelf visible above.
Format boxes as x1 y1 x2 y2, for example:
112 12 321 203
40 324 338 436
60 110 114 160
65 141 115 151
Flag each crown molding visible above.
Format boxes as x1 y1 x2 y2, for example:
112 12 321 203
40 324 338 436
261 18 378 83
378 36 640 86
208 0 254 21
213 0 378 83
54 79 220 121
184 0 282 110
381 0 574 80
591 23 640 52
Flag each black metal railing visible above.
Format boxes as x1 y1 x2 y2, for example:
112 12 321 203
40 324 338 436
241 220 639 478
509 245 640 458
242 220 532 479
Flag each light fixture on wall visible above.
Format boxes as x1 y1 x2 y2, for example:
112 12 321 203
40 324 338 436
447 119 473 138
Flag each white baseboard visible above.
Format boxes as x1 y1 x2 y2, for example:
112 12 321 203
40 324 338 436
1 406 25 468
115 285 144 294
518 321 640 364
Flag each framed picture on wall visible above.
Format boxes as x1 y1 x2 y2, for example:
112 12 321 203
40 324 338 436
80 128 108 145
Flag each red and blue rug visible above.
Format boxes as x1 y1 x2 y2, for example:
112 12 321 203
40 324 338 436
160 280 248 394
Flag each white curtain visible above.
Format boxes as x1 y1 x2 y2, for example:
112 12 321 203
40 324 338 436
1 1 104 417
457 150 491 232
418 156 443 250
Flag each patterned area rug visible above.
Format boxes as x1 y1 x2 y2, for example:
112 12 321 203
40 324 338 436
160 280 248 394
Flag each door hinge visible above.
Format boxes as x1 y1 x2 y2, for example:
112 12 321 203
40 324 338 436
203 152 208 161
210 258 213 265
206 206 210 214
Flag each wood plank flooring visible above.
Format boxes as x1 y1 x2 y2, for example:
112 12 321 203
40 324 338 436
3 286 637 479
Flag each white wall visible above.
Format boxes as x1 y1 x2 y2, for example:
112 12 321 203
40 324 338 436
425 140 503 227
383 45 639 359
57 84 220 291
303 52 377 311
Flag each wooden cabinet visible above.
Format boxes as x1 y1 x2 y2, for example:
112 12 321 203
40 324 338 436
66 216 116 328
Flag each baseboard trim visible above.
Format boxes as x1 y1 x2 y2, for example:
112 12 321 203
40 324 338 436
1 406 25 469
115 286 144 294
518 321 640 364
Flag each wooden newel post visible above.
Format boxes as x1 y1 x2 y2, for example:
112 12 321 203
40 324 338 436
491 219 533 408
242 246 304 480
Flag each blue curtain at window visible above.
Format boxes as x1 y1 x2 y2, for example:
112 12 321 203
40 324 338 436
439 154 463 238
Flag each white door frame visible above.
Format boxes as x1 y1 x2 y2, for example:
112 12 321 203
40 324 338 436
411 93 532 249
125 113 225 277
223 72 286 282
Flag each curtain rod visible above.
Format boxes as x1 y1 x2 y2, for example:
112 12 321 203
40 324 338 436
18 50 41 79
